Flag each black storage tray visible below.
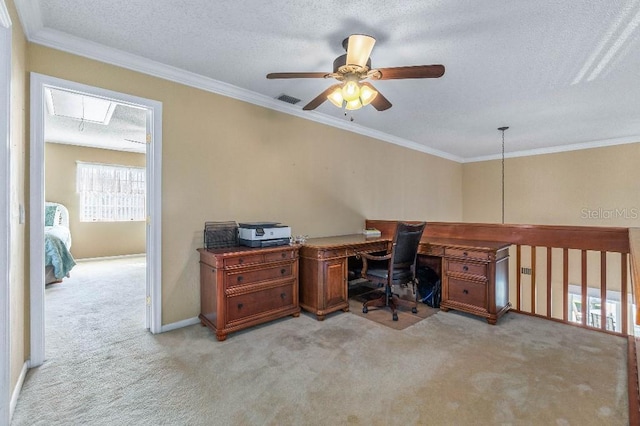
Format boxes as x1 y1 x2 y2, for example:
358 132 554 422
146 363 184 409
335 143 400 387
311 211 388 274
204 221 238 249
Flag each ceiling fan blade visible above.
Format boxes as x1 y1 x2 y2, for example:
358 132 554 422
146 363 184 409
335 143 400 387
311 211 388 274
266 72 330 79
346 34 376 68
302 84 342 111
361 83 392 111
373 65 445 80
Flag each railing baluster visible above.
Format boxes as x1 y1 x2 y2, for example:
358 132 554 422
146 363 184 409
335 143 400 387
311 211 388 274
581 250 587 326
563 248 569 322
621 253 628 336
531 246 536 315
600 251 607 331
516 245 522 311
546 247 552 318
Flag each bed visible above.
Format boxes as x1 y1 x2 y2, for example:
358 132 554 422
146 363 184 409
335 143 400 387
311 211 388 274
45 202 76 285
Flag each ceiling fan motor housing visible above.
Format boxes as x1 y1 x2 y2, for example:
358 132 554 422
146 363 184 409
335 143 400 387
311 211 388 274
333 54 371 75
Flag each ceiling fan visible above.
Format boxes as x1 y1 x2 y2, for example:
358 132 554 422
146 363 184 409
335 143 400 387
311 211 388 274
267 34 445 112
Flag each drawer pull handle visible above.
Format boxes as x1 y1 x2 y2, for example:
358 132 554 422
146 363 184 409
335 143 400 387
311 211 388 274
237 276 243 283
463 252 468 257
281 268 286 275
463 266 469 272
463 289 469 294
238 258 244 264
282 253 286 258
280 292 286 300
237 303 243 309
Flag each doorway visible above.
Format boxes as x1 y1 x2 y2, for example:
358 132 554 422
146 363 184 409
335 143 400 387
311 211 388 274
1 2 11 423
29 73 163 367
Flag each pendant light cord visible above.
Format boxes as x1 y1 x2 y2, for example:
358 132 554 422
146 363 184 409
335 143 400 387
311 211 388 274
498 127 509 224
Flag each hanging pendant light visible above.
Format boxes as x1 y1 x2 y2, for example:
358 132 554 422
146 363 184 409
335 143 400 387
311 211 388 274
498 126 509 224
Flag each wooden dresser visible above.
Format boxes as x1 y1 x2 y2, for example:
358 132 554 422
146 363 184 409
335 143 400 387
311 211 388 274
430 239 511 324
198 245 300 341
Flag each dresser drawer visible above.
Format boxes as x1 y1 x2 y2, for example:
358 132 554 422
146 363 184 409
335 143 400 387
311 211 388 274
265 249 295 262
227 263 293 287
445 247 489 261
448 278 487 308
226 282 295 322
224 253 264 268
447 260 487 277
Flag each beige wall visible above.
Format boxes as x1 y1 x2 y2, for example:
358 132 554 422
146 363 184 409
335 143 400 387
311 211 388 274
7 0 28 405
462 142 640 227
28 44 463 324
44 143 146 259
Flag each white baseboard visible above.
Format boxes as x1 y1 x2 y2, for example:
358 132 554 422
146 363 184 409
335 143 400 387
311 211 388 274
161 316 200 333
76 253 146 262
10 361 28 421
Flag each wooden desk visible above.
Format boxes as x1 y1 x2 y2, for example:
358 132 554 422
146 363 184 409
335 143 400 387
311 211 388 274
299 235 389 320
299 234 511 324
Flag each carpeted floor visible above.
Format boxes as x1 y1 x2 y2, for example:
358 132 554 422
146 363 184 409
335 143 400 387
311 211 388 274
11 256 629 425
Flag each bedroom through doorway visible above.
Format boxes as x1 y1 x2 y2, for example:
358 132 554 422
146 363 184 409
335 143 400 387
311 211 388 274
43 87 148 360
30 74 163 367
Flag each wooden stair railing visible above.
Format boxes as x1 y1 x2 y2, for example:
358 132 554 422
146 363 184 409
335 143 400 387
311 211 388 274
630 228 640 325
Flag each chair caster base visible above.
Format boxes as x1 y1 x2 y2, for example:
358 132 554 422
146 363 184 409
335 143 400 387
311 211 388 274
392 313 398 321
362 306 368 314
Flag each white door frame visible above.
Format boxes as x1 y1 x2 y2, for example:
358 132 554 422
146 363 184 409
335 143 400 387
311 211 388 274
0 1 12 423
29 73 163 367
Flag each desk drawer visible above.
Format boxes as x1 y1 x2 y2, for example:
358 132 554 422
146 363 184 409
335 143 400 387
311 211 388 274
227 282 295 322
447 260 487 278
448 278 487 308
445 247 489 261
227 264 293 287
319 249 346 259
420 244 444 257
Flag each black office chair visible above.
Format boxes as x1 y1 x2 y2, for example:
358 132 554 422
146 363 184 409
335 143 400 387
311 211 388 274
359 222 426 321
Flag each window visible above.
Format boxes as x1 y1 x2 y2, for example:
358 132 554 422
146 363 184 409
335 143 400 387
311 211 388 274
567 285 623 332
76 162 145 222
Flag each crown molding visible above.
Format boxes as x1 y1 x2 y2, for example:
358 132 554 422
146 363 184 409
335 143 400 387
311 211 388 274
465 135 640 163
0 1 10 28
12 0 41 37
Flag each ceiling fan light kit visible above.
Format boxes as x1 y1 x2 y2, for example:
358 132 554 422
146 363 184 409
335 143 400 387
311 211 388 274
267 34 445 112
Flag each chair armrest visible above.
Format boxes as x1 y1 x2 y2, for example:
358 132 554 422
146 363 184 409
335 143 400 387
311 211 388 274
358 252 391 277
359 252 391 261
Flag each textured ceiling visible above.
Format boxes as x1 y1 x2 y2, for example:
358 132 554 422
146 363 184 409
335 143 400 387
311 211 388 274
16 0 640 161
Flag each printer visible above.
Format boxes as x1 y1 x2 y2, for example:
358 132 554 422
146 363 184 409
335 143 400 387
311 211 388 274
238 222 291 248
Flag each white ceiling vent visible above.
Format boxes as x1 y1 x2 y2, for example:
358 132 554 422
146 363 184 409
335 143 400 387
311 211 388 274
45 87 117 125
276 94 301 105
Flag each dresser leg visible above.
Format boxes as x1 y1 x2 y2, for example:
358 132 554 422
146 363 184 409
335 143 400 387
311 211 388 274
292 312 300 318
216 333 228 341
316 314 325 321
440 306 450 312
